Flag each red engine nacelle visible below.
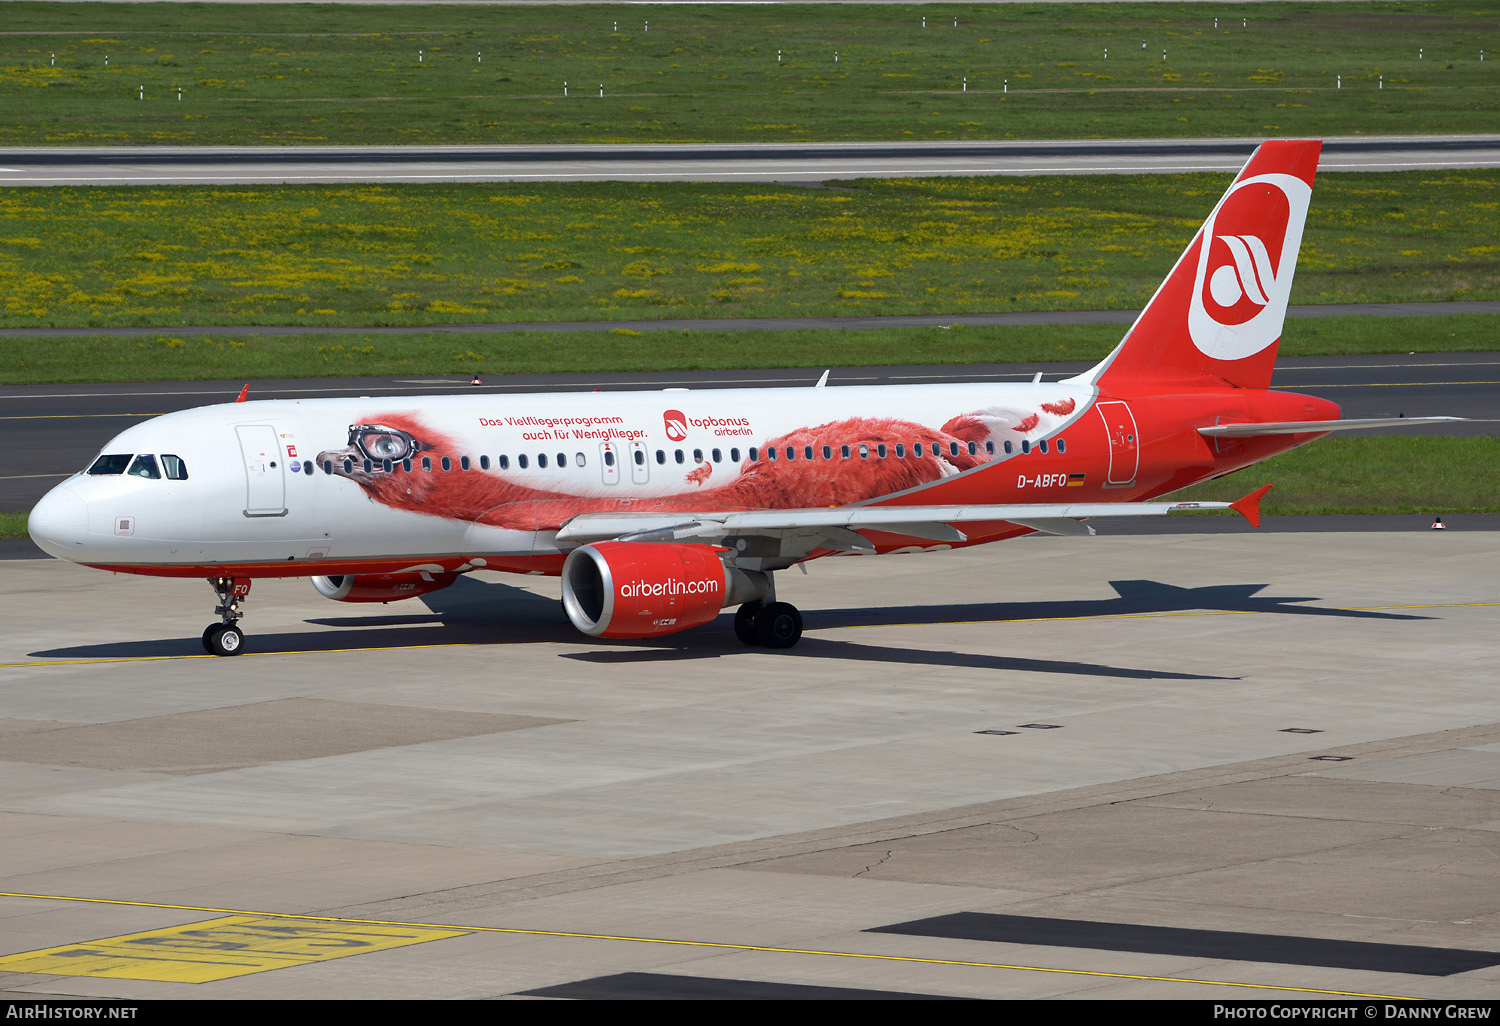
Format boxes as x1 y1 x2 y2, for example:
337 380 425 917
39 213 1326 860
311 571 458 603
561 542 768 639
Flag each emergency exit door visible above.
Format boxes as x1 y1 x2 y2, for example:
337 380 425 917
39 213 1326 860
1096 401 1139 486
236 424 287 516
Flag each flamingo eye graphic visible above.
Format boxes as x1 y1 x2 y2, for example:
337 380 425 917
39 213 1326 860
349 424 422 462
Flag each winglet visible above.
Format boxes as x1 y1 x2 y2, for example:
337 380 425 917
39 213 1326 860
1231 484 1273 528
234 383 249 403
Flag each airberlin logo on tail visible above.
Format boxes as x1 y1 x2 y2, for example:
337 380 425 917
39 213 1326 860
1187 172 1312 363
664 409 688 442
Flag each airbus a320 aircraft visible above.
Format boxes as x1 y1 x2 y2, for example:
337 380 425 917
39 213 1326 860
28 140 1456 655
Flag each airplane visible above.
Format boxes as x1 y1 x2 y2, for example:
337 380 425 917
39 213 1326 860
27 139 1459 656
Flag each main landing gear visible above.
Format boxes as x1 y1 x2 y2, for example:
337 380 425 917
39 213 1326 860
734 599 804 649
203 577 249 657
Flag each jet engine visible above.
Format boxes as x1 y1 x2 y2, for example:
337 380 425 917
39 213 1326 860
311 571 458 603
561 541 770 639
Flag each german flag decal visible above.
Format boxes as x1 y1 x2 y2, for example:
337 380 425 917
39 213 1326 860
1067 474 1086 487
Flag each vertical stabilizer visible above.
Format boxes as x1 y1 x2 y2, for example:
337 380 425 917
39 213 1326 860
1087 140 1322 393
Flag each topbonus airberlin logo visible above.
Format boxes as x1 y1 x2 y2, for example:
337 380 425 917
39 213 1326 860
1187 172 1312 362
664 409 688 442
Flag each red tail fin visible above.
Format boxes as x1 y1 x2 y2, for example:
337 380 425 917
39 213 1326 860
1091 140 1322 393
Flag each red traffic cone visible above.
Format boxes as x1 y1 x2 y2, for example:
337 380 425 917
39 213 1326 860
1432 516 1445 530
471 374 482 386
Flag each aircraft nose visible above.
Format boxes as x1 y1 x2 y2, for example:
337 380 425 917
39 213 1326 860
28 484 89 559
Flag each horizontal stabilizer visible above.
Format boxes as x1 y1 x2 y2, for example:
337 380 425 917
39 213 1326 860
1199 416 1464 437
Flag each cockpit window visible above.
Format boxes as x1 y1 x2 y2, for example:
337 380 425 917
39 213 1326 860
128 454 161 479
161 454 188 480
88 454 133 475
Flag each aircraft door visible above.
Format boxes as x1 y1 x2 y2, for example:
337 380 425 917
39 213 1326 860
236 424 288 516
1096 401 1139 486
629 441 649 485
600 442 621 485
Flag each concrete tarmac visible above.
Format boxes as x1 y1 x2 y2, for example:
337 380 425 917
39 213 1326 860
1 528 1497 999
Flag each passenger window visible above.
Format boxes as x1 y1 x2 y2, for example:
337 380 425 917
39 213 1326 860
730 448 741 462
538 454 548 469
1038 439 1048 454
605 450 616 467
858 444 869 459
876 444 887 459
968 441 978 456
841 445 851 459
460 456 470 471
986 441 995 454
822 445 832 460
712 448 722 463
1057 439 1066 454
633 450 644 466
421 456 432 472
655 450 665 465
784 446 794 461
365 458 375 474
555 453 565 467
675 449 685 464
949 442 960 457
914 443 923 457
1003 441 1013 455
749 447 759 461
161 454 189 480
382 458 394 474
693 449 703 464
519 454 529 469
88 454 133 475
895 444 905 458
804 446 813 461
128 455 161 479
1021 440 1030 454
576 452 586 467
499 455 510 470
767 447 777 462
302 460 313 476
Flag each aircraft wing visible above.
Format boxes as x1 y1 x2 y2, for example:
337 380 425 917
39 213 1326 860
555 487 1270 553
1199 417 1464 437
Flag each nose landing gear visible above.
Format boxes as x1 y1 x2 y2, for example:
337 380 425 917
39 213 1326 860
203 577 249 656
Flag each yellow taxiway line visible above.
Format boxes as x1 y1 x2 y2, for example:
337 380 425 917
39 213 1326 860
0 890 1419 999
0 601 1494 669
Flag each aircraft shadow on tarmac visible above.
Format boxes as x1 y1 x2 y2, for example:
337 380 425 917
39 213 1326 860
29 576 1429 671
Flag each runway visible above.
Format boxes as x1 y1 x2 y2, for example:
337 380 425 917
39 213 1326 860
0 352 1494 512
3 135 1499 185
1 529 1497 999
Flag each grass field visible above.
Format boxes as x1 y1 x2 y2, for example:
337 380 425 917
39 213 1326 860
1 313 1493 385
1173 436 1500 514
1 170 1496 331
0 2 1495 145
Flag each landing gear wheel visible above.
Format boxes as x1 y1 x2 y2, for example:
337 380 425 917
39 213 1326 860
734 601 763 645
202 624 223 653
209 624 245 657
754 601 803 649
